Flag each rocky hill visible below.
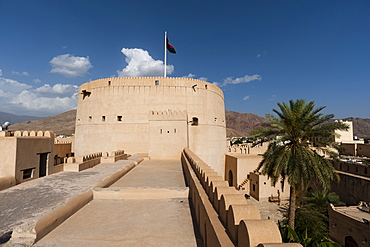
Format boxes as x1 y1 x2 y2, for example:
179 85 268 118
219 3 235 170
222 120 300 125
8 110 76 136
225 110 269 137
342 117 370 139
6 110 370 138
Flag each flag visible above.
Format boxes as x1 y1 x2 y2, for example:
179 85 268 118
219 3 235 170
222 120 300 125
166 38 176 54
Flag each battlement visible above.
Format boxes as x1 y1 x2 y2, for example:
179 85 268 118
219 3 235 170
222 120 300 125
79 76 224 96
13 130 55 138
148 110 187 121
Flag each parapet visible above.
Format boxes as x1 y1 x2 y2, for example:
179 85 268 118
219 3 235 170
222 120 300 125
79 77 223 95
13 130 55 138
181 148 297 246
148 110 187 121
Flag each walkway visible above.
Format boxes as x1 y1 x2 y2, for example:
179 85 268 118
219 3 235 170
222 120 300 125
0 159 139 242
35 160 198 247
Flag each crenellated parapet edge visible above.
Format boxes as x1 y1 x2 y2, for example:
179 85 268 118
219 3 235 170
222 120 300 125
64 150 130 172
181 148 303 247
148 110 188 121
79 76 223 95
0 130 55 138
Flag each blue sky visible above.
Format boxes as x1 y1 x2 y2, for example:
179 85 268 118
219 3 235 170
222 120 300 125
0 0 369 118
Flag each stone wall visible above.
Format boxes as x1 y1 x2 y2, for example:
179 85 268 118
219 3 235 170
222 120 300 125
340 143 370 157
0 131 54 188
182 148 301 247
74 77 227 176
329 204 370 247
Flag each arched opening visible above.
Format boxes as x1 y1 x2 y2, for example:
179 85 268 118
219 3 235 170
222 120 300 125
228 170 233 187
345 236 358 247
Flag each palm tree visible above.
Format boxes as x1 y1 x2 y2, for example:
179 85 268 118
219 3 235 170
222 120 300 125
250 99 348 229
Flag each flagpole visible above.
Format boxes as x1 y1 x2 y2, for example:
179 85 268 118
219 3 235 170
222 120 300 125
164 31 167 77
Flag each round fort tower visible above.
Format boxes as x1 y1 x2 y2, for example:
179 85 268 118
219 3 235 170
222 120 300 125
74 77 226 175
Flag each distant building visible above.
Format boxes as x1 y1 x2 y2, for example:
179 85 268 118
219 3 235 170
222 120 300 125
329 202 370 247
0 131 55 190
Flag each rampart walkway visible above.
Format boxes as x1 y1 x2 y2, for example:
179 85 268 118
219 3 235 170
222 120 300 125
34 159 198 246
0 159 140 243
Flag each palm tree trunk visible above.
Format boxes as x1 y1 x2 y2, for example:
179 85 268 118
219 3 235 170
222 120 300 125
288 186 296 229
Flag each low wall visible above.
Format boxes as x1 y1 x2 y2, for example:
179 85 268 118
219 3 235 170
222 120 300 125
64 150 129 172
328 204 370 247
332 160 370 178
227 144 268 155
100 150 128 163
182 148 293 247
64 152 102 172
0 175 16 191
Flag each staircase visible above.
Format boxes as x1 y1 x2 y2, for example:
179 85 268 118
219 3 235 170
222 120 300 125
238 177 249 190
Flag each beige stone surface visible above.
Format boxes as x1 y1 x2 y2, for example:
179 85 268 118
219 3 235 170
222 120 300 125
35 199 196 247
34 159 199 246
0 159 139 240
238 219 282 247
0 132 54 184
110 159 185 188
74 77 227 176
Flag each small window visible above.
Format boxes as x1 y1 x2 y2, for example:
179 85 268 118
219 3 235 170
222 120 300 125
160 129 163 134
264 182 266 185
192 117 198 126
205 85 208 89
167 130 170 133
174 128 177 133
252 184 256 192
89 116 92 120
365 168 367 174
155 80 159 85
108 81 111 86
22 168 34 180
102 116 106 122
117 116 122 121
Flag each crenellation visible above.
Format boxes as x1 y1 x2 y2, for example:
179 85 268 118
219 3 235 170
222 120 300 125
182 148 291 246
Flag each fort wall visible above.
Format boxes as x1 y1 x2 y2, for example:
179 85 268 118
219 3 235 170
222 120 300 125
181 148 297 246
74 77 226 175
0 131 54 187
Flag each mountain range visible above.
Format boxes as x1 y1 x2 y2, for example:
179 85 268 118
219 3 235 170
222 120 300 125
4 110 370 138
0 111 41 126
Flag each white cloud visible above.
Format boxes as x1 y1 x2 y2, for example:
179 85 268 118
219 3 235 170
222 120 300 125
182 73 196 78
213 74 262 87
243 95 250 101
33 84 78 97
269 95 277 101
33 79 42 83
0 77 32 94
257 50 268 58
182 73 208 81
12 71 30 76
0 75 77 116
50 54 92 77
117 48 174 77
0 69 2 76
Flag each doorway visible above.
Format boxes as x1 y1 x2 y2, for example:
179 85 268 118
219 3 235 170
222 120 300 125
39 153 48 177
345 236 358 247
